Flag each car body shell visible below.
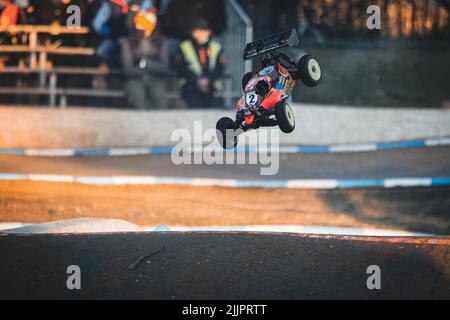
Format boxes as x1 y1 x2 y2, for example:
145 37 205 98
235 63 296 126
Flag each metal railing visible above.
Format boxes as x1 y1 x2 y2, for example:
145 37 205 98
222 0 253 106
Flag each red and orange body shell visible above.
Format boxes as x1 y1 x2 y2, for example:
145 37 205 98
235 63 296 125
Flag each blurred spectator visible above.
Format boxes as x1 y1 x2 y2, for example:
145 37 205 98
13 0 28 24
160 0 226 38
121 2 169 109
0 0 18 45
174 18 224 109
268 0 298 34
298 6 333 44
0 0 19 26
93 0 130 62
30 0 67 25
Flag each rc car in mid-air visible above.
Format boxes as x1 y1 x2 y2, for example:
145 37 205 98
216 28 322 149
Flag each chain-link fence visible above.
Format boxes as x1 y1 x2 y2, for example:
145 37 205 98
221 0 253 105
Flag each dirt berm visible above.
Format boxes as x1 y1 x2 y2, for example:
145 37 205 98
0 232 448 299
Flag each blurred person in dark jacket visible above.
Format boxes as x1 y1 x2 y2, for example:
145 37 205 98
174 18 225 109
121 3 170 109
93 0 130 62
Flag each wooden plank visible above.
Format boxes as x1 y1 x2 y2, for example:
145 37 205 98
0 87 125 98
0 45 95 55
0 67 42 74
0 87 64 95
0 46 37 53
49 47 95 55
0 25 89 35
54 67 122 75
64 89 125 97
0 66 123 75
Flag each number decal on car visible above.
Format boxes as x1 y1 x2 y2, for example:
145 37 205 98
246 91 258 106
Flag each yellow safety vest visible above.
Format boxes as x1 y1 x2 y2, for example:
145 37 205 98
179 39 223 91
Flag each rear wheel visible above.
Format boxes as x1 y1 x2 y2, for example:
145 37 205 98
275 103 296 133
216 117 238 149
297 54 322 87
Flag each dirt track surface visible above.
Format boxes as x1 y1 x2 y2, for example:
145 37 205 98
1 181 449 234
0 232 448 299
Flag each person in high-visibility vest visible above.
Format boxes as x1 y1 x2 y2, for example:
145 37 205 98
174 19 225 109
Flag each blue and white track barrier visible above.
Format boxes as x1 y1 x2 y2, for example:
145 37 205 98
0 222 429 236
148 225 430 237
1 173 450 189
1 137 450 157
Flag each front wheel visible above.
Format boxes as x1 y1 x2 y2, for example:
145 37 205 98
297 54 322 87
216 117 238 149
275 103 296 133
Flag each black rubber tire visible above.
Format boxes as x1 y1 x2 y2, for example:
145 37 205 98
275 103 296 133
297 54 322 87
216 117 238 149
242 72 255 91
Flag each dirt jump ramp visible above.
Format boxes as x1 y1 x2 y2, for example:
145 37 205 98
0 232 448 299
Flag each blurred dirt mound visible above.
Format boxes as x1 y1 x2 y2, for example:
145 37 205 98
0 232 448 299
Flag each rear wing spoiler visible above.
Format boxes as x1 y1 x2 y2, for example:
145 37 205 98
242 28 300 60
